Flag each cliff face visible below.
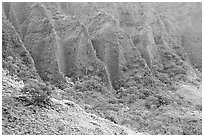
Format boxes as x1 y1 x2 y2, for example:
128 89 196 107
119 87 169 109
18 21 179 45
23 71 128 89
2 2 202 135
3 2 201 89
152 3 202 71
2 9 39 82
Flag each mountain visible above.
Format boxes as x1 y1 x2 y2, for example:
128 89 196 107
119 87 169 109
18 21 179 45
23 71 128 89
2 2 202 135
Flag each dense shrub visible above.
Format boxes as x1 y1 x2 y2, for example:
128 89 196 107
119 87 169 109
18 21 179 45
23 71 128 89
18 81 52 107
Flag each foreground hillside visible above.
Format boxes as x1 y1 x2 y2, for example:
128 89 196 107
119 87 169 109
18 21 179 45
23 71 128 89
2 2 202 135
3 69 143 135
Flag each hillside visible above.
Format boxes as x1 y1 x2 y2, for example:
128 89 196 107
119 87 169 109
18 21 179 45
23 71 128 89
2 2 202 135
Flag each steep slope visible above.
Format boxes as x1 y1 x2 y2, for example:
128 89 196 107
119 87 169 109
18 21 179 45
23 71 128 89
43 3 112 89
152 3 202 71
3 2 201 90
114 3 201 88
21 3 67 88
88 11 160 91
2 2 202 135
2 11 39 82
2 70 142 135
2 9 141 135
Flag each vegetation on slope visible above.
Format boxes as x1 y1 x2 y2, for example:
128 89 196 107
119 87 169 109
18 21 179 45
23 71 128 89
2 2 202 135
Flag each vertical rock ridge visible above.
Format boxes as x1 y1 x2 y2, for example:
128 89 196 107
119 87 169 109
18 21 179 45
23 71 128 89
2 17 39 81
22 3 66 88
42 3 113 89
2 2 201 89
